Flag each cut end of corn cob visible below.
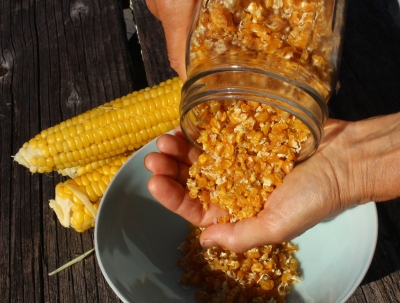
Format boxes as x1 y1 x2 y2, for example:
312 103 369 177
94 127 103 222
50 154 131 232
14 146 81 178
14 77 182 233
49 197 72 227
14 77 183 176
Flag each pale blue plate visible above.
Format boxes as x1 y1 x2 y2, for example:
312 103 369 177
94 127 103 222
95 133 378 303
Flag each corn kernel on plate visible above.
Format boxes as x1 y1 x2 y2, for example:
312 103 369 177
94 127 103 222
95 132 378 303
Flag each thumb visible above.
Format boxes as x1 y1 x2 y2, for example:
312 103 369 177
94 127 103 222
198 168 334 253
146 0 196 80
199 212 294 253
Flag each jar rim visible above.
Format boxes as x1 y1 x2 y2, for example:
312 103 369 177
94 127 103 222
180 68 329 162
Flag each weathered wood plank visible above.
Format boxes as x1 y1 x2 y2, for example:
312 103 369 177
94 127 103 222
131 0 177 86
0 0 138 302
1 0 400 301
330 0 400 119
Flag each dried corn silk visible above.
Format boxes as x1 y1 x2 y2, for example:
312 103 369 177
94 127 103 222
187 100 310 223
178 226 300 303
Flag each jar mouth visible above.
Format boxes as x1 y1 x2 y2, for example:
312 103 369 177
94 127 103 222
180 67 329 162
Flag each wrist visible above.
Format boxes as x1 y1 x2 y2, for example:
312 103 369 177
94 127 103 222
341 112 400 204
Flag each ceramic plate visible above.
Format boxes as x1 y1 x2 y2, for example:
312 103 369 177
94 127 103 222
95 133 378 303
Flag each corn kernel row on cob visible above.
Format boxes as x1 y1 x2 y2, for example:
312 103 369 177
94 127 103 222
49 154 131 232
14 77 183 177
71 153 134 177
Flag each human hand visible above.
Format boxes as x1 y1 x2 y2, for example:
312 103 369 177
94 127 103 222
145 113 400 253
146 0 196 80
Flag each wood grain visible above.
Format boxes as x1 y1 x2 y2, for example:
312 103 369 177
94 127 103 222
131 0 178 86
1 0 400 302
0 0 137 301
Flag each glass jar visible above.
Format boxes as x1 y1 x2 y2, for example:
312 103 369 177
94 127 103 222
180 0 347 161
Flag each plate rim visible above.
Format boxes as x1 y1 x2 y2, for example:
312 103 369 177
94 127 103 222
338 202 378 303
94 134 379 303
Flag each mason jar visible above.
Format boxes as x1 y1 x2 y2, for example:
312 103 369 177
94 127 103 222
180 0 347 161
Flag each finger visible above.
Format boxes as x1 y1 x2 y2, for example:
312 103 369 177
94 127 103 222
145 0 160 19
156 133 202 166
199 214 286 253
172 125 188 140
199 202 320 253
144 152 189 186
161 0 195 80
200 164 339 252
148 175 227 226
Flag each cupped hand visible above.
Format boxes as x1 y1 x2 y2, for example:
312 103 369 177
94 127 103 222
145 128 229 227
145 120 353 252
145 113 400 253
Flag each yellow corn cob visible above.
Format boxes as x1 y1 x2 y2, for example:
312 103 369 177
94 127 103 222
72 153 133 177
49 154 131 232
14 77 183 177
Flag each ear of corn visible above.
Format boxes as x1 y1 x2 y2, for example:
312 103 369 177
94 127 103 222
14 77 183 232
14 77 183 178
49 153 131 232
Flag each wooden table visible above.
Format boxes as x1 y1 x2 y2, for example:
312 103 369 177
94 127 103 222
1 0 400 302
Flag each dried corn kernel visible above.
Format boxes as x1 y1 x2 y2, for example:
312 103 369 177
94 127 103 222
187 100 310 223
189 0 335 99
178 226 300 302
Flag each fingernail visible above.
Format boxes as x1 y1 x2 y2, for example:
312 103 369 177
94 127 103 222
202 239 218 249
